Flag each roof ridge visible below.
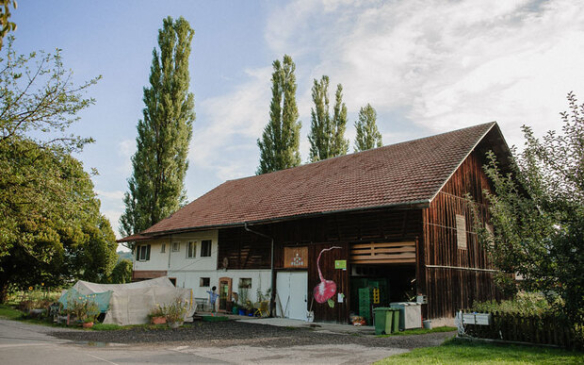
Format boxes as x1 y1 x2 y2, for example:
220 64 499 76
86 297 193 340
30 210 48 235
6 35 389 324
225 121 498 182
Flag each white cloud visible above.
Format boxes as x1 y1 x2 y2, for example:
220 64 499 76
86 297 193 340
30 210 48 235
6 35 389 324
189 67 272 180
266 0 584 148
116 139 135 175
96 190 125 202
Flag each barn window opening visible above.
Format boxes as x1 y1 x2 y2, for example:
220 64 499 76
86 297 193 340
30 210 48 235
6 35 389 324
456 214 467 250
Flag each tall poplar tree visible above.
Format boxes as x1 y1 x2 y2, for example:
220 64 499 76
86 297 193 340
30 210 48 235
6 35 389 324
308 76 349 162
257 55 301 174
120 17 195 238
354 103 383 152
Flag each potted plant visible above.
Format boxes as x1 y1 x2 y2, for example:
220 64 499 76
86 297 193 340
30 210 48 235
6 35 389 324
231 292 239 314
68 296 99 327
166 297 188 328
83 316 96 328
148 304 167 325
238 289 250 315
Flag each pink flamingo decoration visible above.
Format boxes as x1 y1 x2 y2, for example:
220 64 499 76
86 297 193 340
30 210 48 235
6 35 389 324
313 246 341 304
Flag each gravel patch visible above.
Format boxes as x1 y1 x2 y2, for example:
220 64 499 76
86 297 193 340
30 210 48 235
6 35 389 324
49 320 455 349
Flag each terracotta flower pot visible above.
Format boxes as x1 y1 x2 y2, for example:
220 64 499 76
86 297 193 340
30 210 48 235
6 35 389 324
150 316 167 325
82 321 94 328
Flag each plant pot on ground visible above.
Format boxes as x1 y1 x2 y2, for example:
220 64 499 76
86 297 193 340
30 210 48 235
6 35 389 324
150 316 167 325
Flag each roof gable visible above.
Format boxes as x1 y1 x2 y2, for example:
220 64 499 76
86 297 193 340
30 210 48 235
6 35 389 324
141 122 505 235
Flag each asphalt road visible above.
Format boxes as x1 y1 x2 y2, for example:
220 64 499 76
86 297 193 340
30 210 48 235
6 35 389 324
0 319 409 365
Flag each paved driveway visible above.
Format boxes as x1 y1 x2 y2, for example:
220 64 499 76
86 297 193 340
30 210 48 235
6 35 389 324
0 318 427 364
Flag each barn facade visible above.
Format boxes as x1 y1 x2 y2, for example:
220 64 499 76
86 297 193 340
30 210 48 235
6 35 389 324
123 122 511 324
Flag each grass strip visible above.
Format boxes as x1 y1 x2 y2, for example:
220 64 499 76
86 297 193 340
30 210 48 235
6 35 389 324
374 338 584 364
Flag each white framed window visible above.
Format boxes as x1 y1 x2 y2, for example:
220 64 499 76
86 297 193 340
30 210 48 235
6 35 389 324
201 240 212 257
161 243 166 253
456 214 467 250
172 242 180 252
136 244 151 261
187 241 196 258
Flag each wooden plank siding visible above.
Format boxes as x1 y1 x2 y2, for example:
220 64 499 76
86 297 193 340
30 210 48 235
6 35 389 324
350 241 416 264
218 208 423 323
422 151 503 319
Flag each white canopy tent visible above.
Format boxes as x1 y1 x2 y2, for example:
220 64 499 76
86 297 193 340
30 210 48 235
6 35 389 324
60 277 196 326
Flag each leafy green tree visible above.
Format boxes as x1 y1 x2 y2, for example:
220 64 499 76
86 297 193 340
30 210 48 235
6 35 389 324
0 139 117 301
0 38 115 302
308 76 349 162
474 92 584 324
120 17 195 239
354 104 382 152
0 0 16 50
110 259 133 284
257 55 301 174
0 37 98 151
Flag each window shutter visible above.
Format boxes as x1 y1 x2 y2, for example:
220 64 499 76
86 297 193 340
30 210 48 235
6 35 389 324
146 244 151 260
136 246 140 260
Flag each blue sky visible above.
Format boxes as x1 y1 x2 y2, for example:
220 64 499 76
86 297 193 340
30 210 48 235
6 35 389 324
12 1 584 245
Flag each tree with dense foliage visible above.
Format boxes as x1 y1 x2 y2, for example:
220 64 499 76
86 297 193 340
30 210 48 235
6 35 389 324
0 139 117 301
308 76 349 162
120 17 195 239
109 259 133 284
354 104 382 152
0 0 16 50
256 55 301 174
474 92 584 324
0 38 115 302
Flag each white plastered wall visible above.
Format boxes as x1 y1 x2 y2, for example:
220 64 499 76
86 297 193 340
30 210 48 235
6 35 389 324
170 269 272 304
134 230 272 308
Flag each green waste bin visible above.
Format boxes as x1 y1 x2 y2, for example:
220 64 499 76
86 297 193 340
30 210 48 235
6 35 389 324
391 308 400 333
374 307 393 335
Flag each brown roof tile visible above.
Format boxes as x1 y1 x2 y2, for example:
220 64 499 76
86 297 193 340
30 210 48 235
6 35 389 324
141 122 499 235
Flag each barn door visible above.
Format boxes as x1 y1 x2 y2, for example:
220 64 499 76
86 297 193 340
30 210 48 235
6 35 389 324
276 271 308 320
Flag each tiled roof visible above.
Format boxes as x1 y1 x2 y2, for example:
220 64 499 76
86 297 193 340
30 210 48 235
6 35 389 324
141 122 500 235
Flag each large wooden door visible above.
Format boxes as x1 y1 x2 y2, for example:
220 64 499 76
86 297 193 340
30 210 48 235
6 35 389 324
276 271 308 320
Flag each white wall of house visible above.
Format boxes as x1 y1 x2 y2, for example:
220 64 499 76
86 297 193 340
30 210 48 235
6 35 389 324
133 230 219 272
133 237 169 271
170 269 272 303
133 230 272 307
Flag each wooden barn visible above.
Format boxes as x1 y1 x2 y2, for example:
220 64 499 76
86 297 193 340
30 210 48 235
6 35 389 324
124 122 512 324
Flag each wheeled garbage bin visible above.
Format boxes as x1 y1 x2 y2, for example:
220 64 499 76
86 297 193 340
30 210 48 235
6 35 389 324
374 307 396 335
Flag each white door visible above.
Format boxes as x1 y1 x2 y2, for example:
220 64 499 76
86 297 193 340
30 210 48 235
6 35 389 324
276 271 308 320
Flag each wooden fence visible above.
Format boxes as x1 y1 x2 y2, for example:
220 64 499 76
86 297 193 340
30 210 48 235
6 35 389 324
463 311 583 349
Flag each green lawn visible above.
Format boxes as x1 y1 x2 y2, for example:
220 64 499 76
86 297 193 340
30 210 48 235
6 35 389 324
374 338 584 364
0 304 23 319
377 326 457 337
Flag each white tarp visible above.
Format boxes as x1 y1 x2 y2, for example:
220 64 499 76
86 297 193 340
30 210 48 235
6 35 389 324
65 277 195 326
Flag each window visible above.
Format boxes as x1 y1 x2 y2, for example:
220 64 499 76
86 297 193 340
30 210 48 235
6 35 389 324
200 277 210 287
187 241 196 258
172 242 180 252
239 278 252 289
161 243 166 253
456 214 467 250
136 244 151 261
201 240 212 257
